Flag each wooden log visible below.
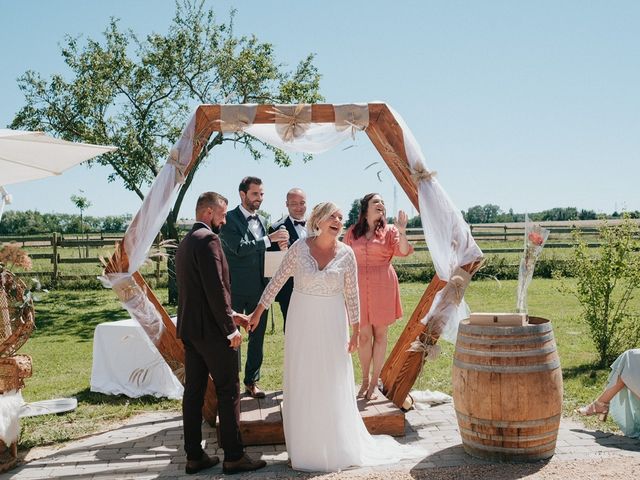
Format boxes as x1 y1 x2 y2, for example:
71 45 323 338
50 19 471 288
366 104 419 210
380 275 446 407
380 260 483 409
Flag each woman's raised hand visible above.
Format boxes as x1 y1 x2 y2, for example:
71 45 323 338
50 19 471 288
396 210 408 231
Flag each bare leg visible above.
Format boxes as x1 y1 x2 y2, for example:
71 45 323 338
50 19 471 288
357 326 373 397
576 376 626 420
366 325 389 400
598 376 626 403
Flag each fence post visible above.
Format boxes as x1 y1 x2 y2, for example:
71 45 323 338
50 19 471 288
52 232 59 286
504 225 508 242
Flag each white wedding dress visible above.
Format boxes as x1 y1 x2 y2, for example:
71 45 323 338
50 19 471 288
259 240 425 471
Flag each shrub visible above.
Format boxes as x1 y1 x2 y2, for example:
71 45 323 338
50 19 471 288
555 217 640 366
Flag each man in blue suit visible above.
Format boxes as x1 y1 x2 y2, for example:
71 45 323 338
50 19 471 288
267 188 307 332
220 176 289 399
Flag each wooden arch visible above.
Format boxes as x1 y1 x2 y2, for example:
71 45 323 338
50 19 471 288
106 103 481 424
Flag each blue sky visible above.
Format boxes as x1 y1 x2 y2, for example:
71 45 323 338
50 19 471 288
1 1 639 221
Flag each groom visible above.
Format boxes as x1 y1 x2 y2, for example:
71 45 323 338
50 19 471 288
220 176 289 399
176 192 266 475
267 187 307 331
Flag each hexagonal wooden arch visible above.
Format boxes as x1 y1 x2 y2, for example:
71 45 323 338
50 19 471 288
105 103 482 424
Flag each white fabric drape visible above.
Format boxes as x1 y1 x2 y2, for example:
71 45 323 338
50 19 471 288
387 107 483 341
110 103 481 344
100 115 196 343
0 186 11 223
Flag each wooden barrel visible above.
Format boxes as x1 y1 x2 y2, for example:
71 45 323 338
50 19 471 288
452 317 563 462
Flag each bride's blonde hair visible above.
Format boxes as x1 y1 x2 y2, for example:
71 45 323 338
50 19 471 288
307 202 342 237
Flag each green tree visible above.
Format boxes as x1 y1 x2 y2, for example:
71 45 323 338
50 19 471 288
11 0 322 302
70 193 91 234
345 199 360 228
556 216 640 366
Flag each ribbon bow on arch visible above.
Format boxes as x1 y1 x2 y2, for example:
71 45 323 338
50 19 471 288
167 149 187 185
410 162 437 184
269 104 312 143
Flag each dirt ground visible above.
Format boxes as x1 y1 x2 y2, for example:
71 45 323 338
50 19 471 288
287 456 640 480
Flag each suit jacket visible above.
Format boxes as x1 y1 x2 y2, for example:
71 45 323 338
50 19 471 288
267 216 301 303
219 206 269 301
175 223 237 340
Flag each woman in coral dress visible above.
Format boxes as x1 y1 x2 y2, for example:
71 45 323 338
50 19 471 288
343 193 413 400
248 202 424 471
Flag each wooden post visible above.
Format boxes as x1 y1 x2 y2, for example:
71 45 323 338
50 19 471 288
52 232 59 287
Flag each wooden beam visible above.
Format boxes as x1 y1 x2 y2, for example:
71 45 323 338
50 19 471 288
380 260 484 408
366 104 419 210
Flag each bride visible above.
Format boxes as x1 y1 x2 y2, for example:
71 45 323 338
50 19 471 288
249 202 424 472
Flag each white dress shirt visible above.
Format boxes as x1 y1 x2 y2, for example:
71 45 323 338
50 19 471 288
239 205 271 248
290 216 308 240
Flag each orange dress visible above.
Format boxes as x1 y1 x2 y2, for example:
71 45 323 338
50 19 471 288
343 224 414 327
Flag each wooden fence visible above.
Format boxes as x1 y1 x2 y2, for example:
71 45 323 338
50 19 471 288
0 222 634 284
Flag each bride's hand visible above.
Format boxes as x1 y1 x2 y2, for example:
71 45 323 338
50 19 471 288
348 332 359 353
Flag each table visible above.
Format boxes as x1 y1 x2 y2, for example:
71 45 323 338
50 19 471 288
90 318 183 399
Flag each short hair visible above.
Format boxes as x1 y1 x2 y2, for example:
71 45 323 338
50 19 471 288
196 192 228 213
239 176 263 193
307 202 342 237
286 188 305 201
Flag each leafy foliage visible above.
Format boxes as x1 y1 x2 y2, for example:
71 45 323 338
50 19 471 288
556 216 640 366
10 0 323 302
0 210 132 235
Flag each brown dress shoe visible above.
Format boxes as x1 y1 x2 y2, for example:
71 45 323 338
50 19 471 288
185 452 220 474
245 383 266 398
222 453 267 474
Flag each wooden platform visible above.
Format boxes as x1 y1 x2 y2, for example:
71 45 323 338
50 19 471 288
216 390 406 446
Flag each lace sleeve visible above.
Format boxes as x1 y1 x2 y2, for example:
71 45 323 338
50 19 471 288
343 246 360 324
258 241 299 309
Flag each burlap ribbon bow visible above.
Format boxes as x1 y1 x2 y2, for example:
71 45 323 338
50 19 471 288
167 149 187 185
410 162 437 184
269 104 312 143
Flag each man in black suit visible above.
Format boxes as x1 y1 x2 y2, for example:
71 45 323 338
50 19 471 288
267 188 307 331
176 192 266 475
220 177 289 399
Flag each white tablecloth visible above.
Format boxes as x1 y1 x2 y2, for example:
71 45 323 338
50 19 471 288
90 318 183 400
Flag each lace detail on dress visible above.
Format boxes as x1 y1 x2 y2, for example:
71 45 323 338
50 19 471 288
259 241 361 324
259 240 299 308
343 247 360 324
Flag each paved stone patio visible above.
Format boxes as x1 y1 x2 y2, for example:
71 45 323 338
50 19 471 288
2 403 639 479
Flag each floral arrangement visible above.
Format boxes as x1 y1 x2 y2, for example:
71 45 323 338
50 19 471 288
516 216 550 314
0 244 32 271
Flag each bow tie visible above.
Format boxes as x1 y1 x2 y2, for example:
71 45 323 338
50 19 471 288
293 220 306 227
247 215 259 222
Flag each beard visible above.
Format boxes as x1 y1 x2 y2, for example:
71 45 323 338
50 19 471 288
211 223 221 234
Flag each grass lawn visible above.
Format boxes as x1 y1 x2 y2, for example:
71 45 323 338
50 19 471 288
16 278 636 448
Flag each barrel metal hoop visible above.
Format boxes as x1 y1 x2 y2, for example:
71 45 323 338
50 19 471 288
454 344 558 358
455 411 562 428
453 358 561 373
461 437 557 455
459 426 559 443
459 322 552 336
457 332 555 346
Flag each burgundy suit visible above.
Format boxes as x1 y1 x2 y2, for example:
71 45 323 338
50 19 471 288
176 222 243 462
